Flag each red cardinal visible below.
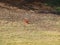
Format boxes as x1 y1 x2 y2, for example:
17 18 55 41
23 18 29 24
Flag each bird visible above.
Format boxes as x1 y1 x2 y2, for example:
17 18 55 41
23 18 29 24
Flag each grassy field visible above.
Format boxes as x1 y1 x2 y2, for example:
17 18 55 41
0 18 60 45
0 3 60 45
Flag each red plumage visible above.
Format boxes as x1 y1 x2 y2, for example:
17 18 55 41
23 18 29 24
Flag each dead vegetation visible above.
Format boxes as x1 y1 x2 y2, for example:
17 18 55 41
0 1 60 45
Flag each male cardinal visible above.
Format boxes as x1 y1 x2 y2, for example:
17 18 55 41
23 18 29 24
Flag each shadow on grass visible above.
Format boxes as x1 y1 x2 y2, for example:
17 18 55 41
0 0 60 15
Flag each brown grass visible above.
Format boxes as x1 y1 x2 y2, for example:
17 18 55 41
0 2 60 45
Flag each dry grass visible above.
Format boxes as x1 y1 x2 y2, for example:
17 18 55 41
0 2 60 45
0 22 60 45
